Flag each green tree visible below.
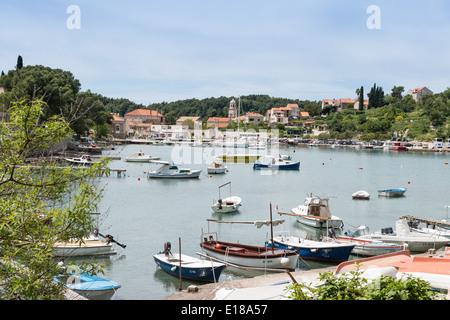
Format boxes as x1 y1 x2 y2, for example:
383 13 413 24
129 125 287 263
356 86 364 110
16 55 23 70
367 83 385 109
0 100 109 299
287 269 437 300
391 85 405 100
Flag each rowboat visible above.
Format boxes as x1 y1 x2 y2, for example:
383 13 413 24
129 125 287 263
200 209 298 271
153 242 226 283
378 188 407 197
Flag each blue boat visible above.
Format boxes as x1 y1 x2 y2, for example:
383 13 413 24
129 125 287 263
153 250 226 283
54 272 121 300
378 188 407 197
267 235 355 263
253 156 300 170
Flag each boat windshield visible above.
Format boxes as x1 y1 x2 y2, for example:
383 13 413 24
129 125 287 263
351 225 370 237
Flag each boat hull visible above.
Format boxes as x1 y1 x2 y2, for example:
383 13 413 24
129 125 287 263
211 196 242 213
153 253 226 282
54 273 121 300
53 241 116 257
253 161 300 170
335 236 406 256
200 240 298 271
270 237 354 262
295 215 343 229
378 188 407 197
357 235 449 253
148 170 201 179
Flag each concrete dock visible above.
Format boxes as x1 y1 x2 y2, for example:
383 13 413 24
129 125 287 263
163 266 336 300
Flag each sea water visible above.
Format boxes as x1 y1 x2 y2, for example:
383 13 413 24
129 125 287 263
69 143 450 299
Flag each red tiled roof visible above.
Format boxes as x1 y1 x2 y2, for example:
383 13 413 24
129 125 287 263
125 109 163 117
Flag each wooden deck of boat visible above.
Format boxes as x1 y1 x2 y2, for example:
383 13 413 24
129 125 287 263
399 215 450 228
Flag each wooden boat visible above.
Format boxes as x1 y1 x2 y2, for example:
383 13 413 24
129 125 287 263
378 188 407 197
200 212 298 271
253 155 300 170
281 193 343 229
54 272 121 300
125 151 160 162
269 233 355 262
352 190 370 200
153 242 226 283
65 154 94 166
147 160 201 179
211 182 242 214
335 249 450 292
207 159 227 174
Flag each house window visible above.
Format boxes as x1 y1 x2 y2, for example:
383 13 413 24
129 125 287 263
115 124 121 133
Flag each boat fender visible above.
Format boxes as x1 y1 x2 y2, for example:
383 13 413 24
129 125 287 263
215 243 222 249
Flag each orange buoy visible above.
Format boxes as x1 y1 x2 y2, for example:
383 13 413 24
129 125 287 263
445 162 448 165
215 243 222 249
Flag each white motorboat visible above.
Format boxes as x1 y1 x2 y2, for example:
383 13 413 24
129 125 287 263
125 151 160 162
207 159 227 174
281 193 343 228
352 190 370 200
252 155 300 170
353 220 449 253
211 182 242 213
147 161 201 179
378 188 407 197
65 154 94 166
53 234 117 257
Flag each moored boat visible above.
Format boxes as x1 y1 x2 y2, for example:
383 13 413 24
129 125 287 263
207 159 227 174
253 155 300 170
378 188 407 197
352 220 449 253
65 154 94 166
280 193 343 229
200 215 298 271
153 242 226 283
54 272 121 300
125 151 160 162
147 160 201 179
269 233 355 262
211 182 242 214
352 190 370 200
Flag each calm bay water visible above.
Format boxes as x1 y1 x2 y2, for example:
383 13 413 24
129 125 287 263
74 143 450 300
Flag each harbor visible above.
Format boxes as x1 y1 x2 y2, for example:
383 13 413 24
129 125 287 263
59 141 450 300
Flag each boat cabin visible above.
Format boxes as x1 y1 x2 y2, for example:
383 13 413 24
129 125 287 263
304 196 332 218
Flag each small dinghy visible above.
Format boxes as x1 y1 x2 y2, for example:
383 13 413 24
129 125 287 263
153 242 226 282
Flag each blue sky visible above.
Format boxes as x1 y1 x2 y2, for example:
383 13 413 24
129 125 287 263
1 1 449 105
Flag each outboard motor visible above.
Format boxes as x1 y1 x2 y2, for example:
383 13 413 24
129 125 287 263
163 242 172 256
218 199 222 210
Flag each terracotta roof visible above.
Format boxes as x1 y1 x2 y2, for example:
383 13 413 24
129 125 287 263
207 117 231 122
299 112 310 117
245 112 263 117
125 109 163 117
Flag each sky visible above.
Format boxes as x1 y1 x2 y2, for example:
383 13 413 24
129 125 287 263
1 0 449 105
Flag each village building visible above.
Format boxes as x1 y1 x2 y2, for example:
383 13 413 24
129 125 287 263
407 86 433 101
124 108 164 125
242 112 264 124
175 116 202 127
206 117 232 129
109 113 128 139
